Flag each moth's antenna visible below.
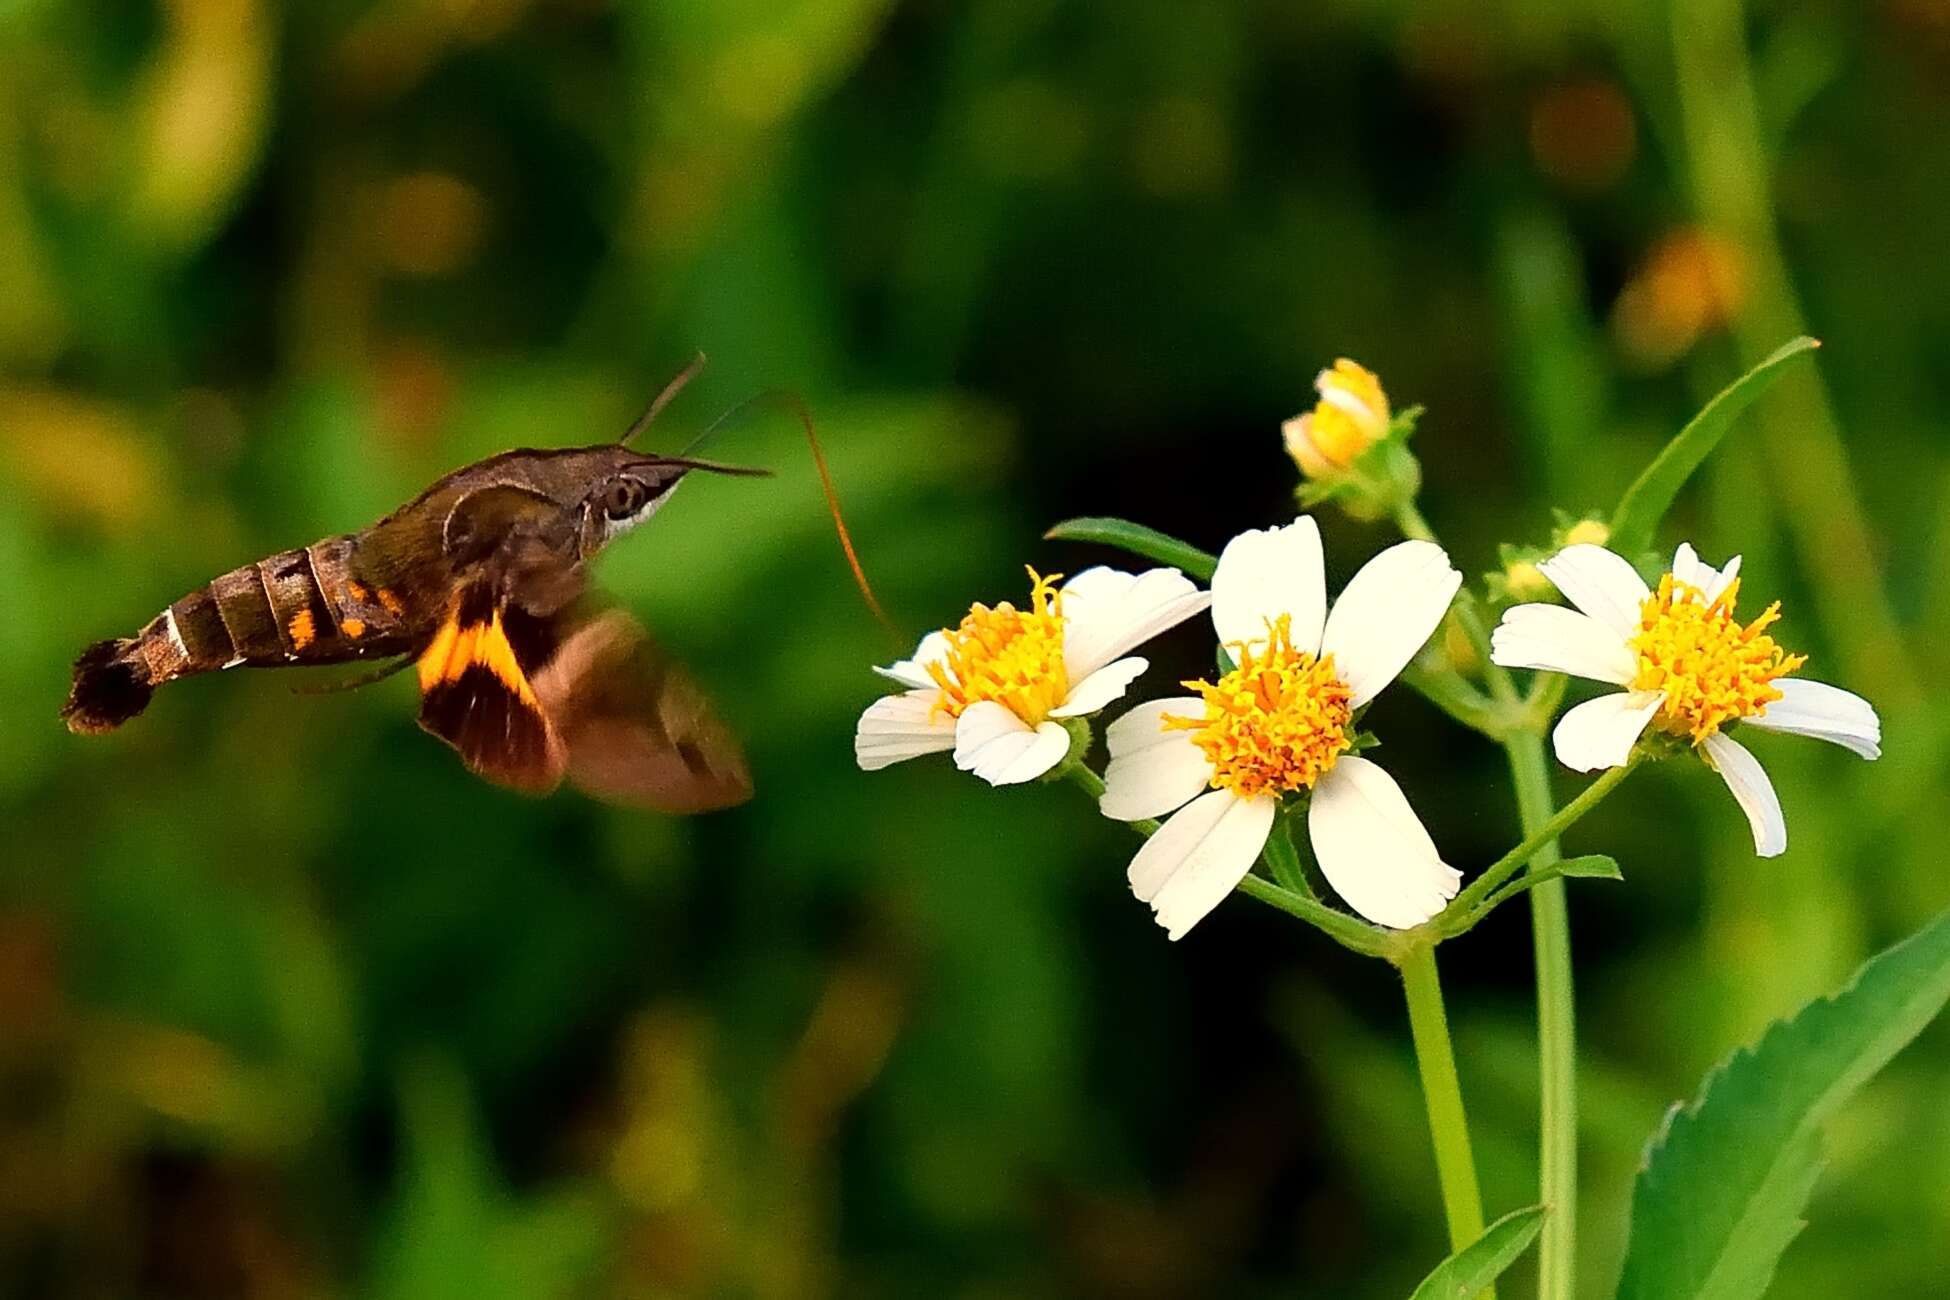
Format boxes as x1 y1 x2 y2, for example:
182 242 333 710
680 390 895 637
621 352 708 446
677 388 763 458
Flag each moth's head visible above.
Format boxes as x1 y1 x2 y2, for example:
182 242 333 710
573 448 767 558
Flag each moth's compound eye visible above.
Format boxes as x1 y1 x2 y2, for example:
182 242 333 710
603 478 647 520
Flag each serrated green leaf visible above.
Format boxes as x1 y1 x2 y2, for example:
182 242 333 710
1043 516 1216 579
1407 1204 1547 1300
1607 336 1819 556
1616 906 1950 1300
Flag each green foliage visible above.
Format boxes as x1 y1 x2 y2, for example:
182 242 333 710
1407 1204 1548 1300
1616 908 1950 1300
1607 338 1821 557
371 1059 610 1300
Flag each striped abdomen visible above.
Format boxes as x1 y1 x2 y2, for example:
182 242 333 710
157 536 415 676
63 536 418 733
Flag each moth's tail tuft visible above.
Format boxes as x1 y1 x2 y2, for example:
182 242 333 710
62 639 154 735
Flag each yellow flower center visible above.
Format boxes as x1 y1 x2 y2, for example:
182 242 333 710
929 568 1069 723
1629 573 1806 744
1166 615 1354 799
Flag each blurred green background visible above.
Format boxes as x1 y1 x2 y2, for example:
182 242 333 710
3 0 1948 1296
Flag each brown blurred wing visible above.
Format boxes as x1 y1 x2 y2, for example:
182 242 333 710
531 610 751 812
415 582 568 794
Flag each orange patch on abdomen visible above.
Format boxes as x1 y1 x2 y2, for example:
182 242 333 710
289 609 316 651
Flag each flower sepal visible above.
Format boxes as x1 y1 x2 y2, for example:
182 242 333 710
1485 543 1556 607
1294 407 1424 523
1035 717 1098 784
1485 516 1617 608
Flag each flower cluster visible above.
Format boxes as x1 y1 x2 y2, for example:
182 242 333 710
854 358 1882 942
855 512 1466 939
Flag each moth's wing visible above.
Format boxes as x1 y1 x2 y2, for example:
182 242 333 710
444 483 560 563
414 581 568 794
444 484 585 616
531 610 752 813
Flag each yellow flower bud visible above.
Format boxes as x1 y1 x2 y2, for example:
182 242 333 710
1282 359 1391 480
1503 560 1553 601
1442 615 1481 675
1561 518 1610 548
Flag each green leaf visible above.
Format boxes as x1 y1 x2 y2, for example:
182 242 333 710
1407 1204 1548 1300
1502 853 1621 892
1607 336 1819 556
1044 517 1216 579
1261 811 1313 898
1615 906 1950 1300
1438 857 1621 939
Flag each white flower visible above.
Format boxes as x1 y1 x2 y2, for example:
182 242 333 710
1490 541 1881 857
854 566 1210 786
1100 518 1463 938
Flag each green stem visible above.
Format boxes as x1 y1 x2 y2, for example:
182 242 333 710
1506 729 1575 1300
1400 941 1492 1281
1236 876 1391 958
1401 663 1508 738
1393 497 1438 544
1388 497 1581 1296
1063 763 1107 801
1445 759 1638 919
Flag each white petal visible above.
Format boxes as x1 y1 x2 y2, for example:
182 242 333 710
952 701 1070 785
1210 517 1327 655
1060 567 1211 681
1307 756 1461 930
1126 790 1277 940
1670 542 1742 603
1538 544 1650 637
1050 657 1148 718
854 691 957 771
1490 604 1637 684
1101 696 1214 820
1670 542 1711 592
1709 555 1742 602
1745 678 1882 760
872 630 952 690
1550 690 1664 772
1701 732 1787 857
1319 540 1462 708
